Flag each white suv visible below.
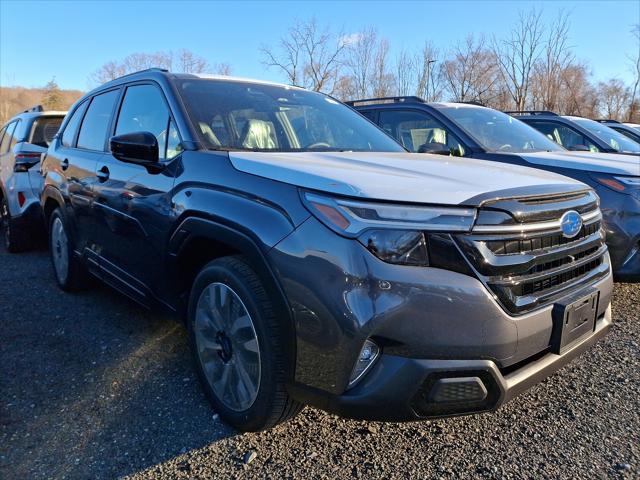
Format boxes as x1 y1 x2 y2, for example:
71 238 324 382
0 106 65 252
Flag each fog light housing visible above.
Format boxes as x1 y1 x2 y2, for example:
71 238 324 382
348 339 380 387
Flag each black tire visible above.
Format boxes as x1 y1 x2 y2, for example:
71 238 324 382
48 207 90 292
1 196 28 253
188 256 303 431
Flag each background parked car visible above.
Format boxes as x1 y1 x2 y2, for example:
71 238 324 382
350 97 640 281
0 106 65 252
506 111 640 155
595 119 640 144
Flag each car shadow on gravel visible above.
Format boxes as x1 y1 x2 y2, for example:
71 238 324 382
0 244 240 479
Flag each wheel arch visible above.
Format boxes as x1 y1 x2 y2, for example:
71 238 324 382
168 216 297 381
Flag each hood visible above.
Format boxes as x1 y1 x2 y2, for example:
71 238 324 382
510 151 640 176
228 151 584 206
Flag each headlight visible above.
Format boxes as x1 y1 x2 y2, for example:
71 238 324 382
589 174 640 196
303 191 476 266
303 192 476 236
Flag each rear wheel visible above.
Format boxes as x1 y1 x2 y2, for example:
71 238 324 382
1 197 28 253
188 256 302 431
48 208 90 291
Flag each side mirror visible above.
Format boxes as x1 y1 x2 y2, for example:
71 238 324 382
568 144 590 152
110 132 162 171
418 142 450 155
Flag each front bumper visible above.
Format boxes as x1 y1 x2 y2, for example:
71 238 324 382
290 305 611 421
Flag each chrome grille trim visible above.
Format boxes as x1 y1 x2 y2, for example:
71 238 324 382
455 193 609 315
472 210 601 234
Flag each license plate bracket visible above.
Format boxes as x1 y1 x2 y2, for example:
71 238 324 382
551 290 599 355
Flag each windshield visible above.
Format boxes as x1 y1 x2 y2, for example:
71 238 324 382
571 118 640 153
175 79 404 153
438 105 564 153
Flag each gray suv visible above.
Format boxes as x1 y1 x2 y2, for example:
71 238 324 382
41 69 613 431
0 106 65 251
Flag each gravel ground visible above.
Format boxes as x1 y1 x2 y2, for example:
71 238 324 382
0 241 638 480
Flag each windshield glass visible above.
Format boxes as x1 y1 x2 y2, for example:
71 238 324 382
438 105 564 153
571 118 640 153
175 79 404 153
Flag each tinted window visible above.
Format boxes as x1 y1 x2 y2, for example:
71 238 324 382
359 110 377 122
0 126 8 153
8 120 20 150
62 102 88 147
379 110 465 155
77 90 119 151
439 107 563 153
571 117 640 153
30 116 64 148
115 84 176 159
1 121 18 153
176 79 404 152
528 121 599 152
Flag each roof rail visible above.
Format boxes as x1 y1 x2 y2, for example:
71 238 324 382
344 96 425 107
455 101 485 107
109 67 169 83
595 119 620 124
504 110 558 116
23 105 44 113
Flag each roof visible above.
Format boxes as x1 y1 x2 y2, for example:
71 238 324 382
174 73 303 90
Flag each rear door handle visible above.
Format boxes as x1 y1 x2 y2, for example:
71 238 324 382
97 165 110 182
61 158 69 171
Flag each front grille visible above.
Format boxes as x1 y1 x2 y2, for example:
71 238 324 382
455 189 610 315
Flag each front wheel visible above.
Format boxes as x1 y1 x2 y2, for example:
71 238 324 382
188 256 302 431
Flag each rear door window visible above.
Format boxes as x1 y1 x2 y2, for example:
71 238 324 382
77 90 119 151
379 109 465 155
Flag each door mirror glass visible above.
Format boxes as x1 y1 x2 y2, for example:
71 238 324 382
110 131 160 168
418 142 450 155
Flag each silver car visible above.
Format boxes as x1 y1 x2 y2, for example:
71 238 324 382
0 106 65 252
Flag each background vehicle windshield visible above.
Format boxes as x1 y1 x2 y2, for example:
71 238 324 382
176 79 405 153
571 117 640 153
439 106 564 153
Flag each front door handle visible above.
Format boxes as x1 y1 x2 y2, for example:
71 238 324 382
97 165 110 182
61 158 69 171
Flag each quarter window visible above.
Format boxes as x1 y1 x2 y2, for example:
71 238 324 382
0 125 8 153
1 121 18 153
77 90 119 151
379 110 465 155
115 84 180 160
61 102 88 147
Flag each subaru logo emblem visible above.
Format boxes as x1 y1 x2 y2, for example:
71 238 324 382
560 210 582 238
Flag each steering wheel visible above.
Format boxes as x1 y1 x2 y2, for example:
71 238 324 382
306 142 331 149
498 144 512 151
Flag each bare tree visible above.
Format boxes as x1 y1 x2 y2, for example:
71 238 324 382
530 11 574 111
344 27 378 98
261 18 346 93
597 78 631 120
558 62 598 117
395 49 416 96
214 62 232 76
493 8 545 110
89 50 224 86
441 35 499 104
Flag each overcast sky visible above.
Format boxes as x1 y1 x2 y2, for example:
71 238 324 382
1 0 638 90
